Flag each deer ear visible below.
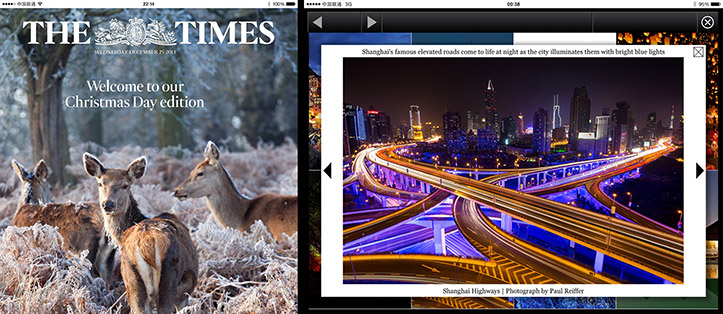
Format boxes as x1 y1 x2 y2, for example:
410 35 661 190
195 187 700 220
34 160 49 182
127 156 147 181
204 141 220 165
11 159 29 181
83 153 105 178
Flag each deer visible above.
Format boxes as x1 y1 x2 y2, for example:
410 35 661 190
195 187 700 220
172 141 298 242
83 153 198 314
10 159 116 285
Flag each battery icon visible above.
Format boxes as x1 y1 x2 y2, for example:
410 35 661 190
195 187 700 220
713 2 721 6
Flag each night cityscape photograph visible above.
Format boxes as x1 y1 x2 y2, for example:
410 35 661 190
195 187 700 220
340 57 685 285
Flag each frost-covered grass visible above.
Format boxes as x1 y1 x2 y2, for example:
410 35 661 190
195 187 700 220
0 141 298 313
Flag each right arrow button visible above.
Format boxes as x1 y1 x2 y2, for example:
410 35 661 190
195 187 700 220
363 12 381 32
696 163 704 178
367 16 376 29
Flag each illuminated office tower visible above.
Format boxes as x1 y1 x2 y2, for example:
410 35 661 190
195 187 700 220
422 121 433 139
673 115 683 145
595 115 612 141
343 103 367 155
398 120 409 140
611 101 634 153
515 113 525 137
367 106 392 143
533 107 551 154
552 94 562 129
467 110 480 132
409 104 423 141
569 86 592 151
595 114 613 155
645 112 658 144
483 79 499 139
443 111 461 142
500 116 516 144
669 105 675 129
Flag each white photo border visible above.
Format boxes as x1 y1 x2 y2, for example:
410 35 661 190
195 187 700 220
321 44 706 298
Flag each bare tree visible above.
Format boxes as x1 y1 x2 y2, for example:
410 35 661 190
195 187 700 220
1 9 120 186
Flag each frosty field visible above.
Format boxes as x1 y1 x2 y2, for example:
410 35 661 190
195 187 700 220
0 141 298 313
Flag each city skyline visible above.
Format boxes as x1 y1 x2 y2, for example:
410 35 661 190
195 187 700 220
343 58 684 131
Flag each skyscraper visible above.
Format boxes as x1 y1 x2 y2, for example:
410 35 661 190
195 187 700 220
595 114 613 156
483 79 499 139
443 111 461 143
552 94 562 129
366 106 392 143
533 107 551 154
669 105 675 129
515 113 525 137
379 112 391 142
467 129 477 151
467 110 480 132
343 103 367 155
398 120 409 140
448 129 468 153
409 105 423 141
500 116 516 145
595 115 612 141
673 114 683 145
476 128 498 150
578 132 596 156
645 112 658 144
611 101 634 153
569 86 592 151
422 121 433 139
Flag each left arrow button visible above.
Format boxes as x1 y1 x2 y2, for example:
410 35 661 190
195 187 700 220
324 163 332 178
313 16 323 29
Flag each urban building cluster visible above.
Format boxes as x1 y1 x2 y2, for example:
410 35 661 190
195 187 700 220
343 78 682 162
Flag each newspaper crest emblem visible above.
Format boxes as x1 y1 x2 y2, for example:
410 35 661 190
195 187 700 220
95 18 176 46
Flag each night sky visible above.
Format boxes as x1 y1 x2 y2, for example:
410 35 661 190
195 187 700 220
343 58 684 131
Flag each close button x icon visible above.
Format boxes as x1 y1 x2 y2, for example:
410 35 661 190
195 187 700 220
701 16 714 30
694 47 704 58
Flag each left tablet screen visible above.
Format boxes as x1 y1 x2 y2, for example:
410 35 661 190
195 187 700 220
0 2 299 313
